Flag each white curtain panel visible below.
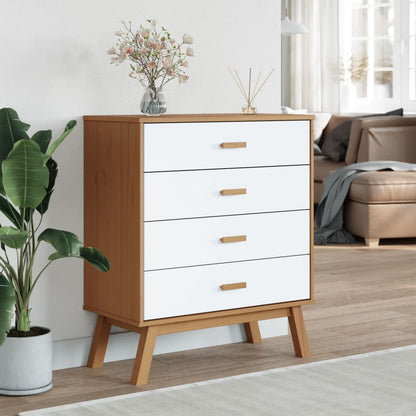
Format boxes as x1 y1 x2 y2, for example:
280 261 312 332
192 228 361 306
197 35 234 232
282 0 340 113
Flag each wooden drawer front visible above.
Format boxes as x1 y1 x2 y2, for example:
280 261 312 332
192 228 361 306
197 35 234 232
144 255 310 320
143 121 310 172
144 210 309 271
144 165 309 221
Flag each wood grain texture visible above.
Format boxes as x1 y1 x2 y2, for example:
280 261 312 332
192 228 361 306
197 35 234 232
156 308 291 335
84 115 314 328
84 120 142 324
131 326 159 386
4 243 416 415
83 114 314 387
288 306 311 357
220 188 247 196
84 113 316 123
220 282 247 291
309 119 315 300
220 141 247 149
87 316 111 368
244 321 262 344
220 235 247 243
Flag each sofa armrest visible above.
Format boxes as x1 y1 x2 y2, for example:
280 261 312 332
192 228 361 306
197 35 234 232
346 116 416 164
356 125 416 163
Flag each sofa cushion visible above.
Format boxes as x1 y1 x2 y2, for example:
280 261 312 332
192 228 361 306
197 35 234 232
348 171 416 203
318 114 353 148
357 125 416 163
313 113 332 143
320 120 353 162
314 155 346 182
347 115 416 164
321 108 403 163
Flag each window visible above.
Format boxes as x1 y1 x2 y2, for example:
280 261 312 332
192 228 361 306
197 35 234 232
339 0 416 112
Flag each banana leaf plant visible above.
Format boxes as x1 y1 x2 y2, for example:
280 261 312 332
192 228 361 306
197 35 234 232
0 108 110 345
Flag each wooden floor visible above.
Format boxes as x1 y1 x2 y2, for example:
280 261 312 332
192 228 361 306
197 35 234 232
2 241 416 415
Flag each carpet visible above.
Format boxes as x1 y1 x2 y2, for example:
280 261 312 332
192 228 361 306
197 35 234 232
20 345 416 416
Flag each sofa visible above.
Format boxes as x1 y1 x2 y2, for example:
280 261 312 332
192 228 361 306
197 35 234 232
314 114 416 246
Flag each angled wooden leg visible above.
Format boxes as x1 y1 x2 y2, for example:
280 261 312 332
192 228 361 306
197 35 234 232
130 326 159 386
288 306 310 358
87 315 112 368
244 321 262 344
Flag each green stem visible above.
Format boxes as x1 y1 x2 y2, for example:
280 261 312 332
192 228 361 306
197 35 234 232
27 259 52 300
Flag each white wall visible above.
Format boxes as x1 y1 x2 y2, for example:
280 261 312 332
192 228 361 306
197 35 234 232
1 0 282 370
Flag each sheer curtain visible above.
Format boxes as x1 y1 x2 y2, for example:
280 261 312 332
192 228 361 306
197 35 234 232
281 0 340 113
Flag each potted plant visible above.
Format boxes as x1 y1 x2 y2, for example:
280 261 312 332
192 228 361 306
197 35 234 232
107 19 194 115
0 108 110 395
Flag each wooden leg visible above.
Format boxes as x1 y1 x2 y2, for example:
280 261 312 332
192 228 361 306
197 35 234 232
365 238 379 247
288 306 310 358
130 326 159 386
244 321 262 344
87 315 112 368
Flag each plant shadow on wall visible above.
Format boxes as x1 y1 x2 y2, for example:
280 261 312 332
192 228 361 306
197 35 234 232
107 19 194 115
0 108 110 395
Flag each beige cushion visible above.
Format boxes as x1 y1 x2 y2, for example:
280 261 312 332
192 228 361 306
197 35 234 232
345 200 416 239
356 126 416 163
314 155 346 182
346 117 416 164
348 171 416 203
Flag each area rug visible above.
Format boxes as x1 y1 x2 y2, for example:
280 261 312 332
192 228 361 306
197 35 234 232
20 345 416 416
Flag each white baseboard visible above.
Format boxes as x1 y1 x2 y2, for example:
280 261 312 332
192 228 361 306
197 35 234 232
52 318 287 370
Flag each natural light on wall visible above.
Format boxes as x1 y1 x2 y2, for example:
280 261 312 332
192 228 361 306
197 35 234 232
339 0 416 113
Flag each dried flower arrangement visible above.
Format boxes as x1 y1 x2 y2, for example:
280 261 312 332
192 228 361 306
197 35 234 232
340 54 368 83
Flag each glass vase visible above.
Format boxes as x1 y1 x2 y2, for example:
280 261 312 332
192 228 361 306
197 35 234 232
140 87 167 116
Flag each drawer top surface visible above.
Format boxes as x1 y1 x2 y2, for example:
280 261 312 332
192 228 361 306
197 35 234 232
83 113 315 123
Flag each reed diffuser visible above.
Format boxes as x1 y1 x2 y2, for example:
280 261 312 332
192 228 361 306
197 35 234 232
227 67 275 114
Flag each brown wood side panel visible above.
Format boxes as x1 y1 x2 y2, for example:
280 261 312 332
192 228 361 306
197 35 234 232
84 120 142 324
309 119 315 301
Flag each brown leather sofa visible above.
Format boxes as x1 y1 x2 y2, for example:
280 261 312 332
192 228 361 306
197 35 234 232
315 115 416 246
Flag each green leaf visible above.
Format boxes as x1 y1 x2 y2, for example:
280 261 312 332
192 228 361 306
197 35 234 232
0 227 29 249
0 275 14 346
46 120 77 157
38 228 110 272
2 140 49 208
0 194 22 228
36 158 57 215
0 108 30 165
38 228 83 257
31 130 52 153
80 247 110 272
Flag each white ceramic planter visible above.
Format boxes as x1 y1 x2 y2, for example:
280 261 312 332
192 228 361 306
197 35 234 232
0 327 52 396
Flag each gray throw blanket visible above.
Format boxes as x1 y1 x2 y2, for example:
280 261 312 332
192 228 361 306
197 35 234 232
314 161 416 245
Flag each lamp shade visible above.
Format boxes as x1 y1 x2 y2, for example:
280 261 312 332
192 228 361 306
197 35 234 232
281 16 308 35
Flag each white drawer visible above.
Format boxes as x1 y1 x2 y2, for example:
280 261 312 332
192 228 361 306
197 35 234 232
144 255 310 320
144 210 310 271
144 165 309 221
143 121 310 172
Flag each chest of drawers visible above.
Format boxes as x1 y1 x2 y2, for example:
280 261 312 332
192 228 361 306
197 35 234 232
83 113 315 385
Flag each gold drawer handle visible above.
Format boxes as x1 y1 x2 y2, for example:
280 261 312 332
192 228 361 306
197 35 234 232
220 282 247 291
220 141 247 149
220 235 247 243
220 188 247 196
